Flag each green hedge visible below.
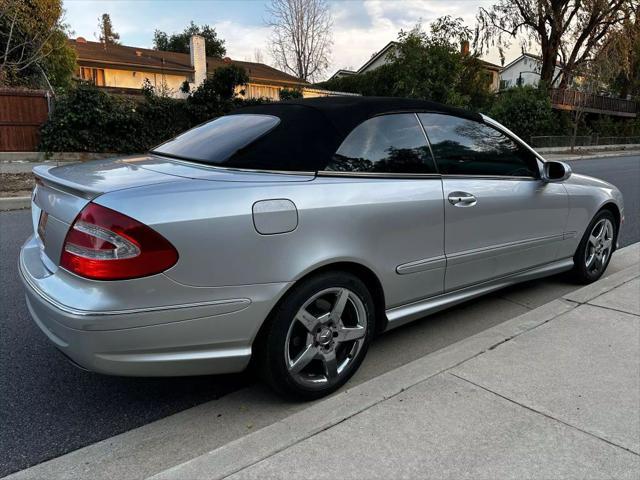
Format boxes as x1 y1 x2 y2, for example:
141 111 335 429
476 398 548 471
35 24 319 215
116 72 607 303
40 69 266 154
488 86 557 140
41 81 638 154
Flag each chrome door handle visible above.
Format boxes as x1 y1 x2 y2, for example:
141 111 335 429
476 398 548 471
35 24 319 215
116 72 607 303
448 191 477 207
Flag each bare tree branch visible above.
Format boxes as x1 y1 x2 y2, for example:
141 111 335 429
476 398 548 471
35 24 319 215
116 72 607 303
475 0 632 87
265 0 333 82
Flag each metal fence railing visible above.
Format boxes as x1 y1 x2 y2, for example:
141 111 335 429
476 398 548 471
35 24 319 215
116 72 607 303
529 135 640 149
594 136 640 146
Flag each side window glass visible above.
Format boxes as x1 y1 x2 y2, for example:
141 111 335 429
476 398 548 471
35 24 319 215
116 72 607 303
418 113 538 177
326 114 436 174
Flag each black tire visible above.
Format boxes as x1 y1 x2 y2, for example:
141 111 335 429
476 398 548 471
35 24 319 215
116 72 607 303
255 271 375 400
571 209 617 284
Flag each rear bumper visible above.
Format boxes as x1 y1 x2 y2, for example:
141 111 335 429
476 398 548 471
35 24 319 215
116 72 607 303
19 235 290 377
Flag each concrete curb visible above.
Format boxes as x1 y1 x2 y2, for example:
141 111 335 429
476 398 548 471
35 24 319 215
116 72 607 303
544 149 640 162
0 196 30 211
537 145 640 155
149 261 640 480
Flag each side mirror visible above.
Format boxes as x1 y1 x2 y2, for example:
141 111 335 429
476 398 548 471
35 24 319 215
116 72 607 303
542 161 572 182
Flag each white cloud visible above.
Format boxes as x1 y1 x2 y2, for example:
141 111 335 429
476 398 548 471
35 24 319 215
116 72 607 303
212 20 272 61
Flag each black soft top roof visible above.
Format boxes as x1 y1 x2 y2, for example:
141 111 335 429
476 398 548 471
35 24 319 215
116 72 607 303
224 96 481 172
231 96 480 136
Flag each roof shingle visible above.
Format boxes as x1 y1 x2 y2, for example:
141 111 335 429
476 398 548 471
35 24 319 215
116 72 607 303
69 39 307 86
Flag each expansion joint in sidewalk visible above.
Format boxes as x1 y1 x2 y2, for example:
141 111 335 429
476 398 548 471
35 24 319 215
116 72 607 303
448 372 639 457
585 302 640 318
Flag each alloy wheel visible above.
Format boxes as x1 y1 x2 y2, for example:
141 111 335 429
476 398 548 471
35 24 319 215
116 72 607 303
284 287 367 388
585 218 614 275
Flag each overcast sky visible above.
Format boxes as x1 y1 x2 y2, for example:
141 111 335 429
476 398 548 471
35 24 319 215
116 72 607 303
63 0 525 79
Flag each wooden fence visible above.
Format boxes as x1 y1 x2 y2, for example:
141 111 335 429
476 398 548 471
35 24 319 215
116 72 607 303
549 88 638 118
0 88 50 151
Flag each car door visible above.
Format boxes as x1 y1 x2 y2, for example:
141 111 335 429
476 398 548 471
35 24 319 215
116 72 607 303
418 113 568 292
320 113 446 307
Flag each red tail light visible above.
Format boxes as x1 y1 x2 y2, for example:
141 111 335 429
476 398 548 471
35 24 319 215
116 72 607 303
60 203 178 280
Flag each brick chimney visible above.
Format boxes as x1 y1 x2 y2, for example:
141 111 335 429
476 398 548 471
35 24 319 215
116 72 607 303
190 35 206 87
460 40 470 56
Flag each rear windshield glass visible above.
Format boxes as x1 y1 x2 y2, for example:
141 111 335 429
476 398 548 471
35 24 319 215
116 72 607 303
151 114 280 165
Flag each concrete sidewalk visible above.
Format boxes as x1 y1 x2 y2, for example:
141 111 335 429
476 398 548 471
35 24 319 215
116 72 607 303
153 263 640 479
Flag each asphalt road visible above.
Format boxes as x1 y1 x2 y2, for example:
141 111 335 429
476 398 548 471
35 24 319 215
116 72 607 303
1 154 638 477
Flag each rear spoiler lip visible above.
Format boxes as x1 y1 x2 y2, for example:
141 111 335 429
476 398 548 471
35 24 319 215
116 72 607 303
33 165 103 200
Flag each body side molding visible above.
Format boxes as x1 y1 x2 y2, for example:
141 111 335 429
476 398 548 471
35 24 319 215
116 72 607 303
385 257 574 330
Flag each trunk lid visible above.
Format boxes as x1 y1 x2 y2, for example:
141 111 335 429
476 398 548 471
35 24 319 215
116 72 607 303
31 155 314 269
32 156 190 269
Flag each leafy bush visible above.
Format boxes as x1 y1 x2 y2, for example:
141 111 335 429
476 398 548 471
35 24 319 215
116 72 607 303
489 86 556 140
279 88 303 100
590 116 640 137
40 65 259 154
40 82 142 152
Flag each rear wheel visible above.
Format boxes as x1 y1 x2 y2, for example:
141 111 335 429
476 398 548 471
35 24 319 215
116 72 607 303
571 210 617 284
256 271 375 400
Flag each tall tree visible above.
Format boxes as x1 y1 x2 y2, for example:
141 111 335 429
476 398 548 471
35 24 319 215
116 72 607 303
475 0 633 88
97 13 120 45
592 3 639 99
320 19 492 109
266 0 333 81
153 22 226 57
0 0 76 89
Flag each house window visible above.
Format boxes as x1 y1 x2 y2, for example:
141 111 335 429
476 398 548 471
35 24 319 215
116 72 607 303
80 67 105 86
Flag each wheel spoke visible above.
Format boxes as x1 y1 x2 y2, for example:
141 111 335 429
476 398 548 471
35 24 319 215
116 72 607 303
336 325 366 343
586 251 596 268
296 309 320 332
603 237 613 250
286 286 368 388
322 351 338 379
595 254 604 271
289 344 318 374
331 288 349 323
588 233 598 247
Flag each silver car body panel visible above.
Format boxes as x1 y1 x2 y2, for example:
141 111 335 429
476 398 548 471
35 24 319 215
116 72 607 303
440 176 569 290
95 175 447 306
386 257 574 329
20 114 624 377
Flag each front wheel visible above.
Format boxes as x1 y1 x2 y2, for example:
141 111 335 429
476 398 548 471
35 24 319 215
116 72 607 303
571 210 617 284
256 271 375 400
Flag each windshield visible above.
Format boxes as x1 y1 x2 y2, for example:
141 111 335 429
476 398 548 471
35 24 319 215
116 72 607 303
151 114 280 165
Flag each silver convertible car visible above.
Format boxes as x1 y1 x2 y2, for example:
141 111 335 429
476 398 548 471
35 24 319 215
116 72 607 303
20 97 624 399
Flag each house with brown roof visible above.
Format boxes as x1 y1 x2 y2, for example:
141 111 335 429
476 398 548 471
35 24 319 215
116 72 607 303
70 35 340 100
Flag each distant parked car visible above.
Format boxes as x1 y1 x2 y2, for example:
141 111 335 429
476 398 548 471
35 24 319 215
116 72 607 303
20 97 624 399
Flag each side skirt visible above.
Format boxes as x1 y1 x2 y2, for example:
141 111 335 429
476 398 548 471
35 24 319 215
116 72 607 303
384 257 575 331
